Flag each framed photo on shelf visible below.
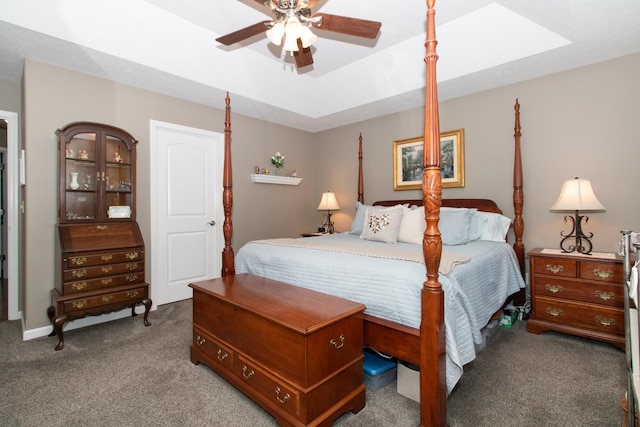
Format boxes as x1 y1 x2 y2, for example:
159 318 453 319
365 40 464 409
393 129 465 190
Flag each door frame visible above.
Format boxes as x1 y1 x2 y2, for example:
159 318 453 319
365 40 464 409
1 110 19 320
149 120 224 308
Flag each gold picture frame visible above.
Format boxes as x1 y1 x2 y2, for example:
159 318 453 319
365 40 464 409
393 129 465 190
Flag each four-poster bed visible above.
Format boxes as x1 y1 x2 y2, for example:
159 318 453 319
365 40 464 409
203 1 526 425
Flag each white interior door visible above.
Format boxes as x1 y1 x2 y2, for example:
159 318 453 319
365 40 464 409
150 121 223 306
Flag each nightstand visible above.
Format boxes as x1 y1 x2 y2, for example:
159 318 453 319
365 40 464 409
527 248 624 349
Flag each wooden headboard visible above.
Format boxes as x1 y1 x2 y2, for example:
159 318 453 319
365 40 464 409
373 199 503 214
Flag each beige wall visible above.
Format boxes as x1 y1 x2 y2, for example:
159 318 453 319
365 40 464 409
14 52 640 330
21 60 319 329
317 52 640 258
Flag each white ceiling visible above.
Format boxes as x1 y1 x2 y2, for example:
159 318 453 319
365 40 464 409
0 0 639 133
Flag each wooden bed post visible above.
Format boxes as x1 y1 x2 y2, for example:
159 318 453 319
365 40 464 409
357 133 364 204
421 0 446 426
512 99 525 274
221 92 235 276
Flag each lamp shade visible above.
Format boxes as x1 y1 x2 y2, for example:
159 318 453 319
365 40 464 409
317 192 340 211
266 22 285 46
549 177 605 212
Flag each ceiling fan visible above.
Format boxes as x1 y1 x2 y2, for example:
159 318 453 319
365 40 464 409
216 0 382 68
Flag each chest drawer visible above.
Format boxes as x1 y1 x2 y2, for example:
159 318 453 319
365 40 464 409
533 256 577 277
65 248 144 268
579 261 624 283
62 285 148 313
192 326 234 372
535 295 624 336
63 261 144 282
533 277 623 308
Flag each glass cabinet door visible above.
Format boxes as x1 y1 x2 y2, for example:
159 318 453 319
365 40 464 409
64 132 98 221
57 122 137 224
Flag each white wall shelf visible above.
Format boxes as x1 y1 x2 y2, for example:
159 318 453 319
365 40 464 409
250 174 302 186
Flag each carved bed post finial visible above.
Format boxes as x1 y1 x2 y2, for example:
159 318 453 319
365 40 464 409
357 133 364 204
421 0 446 426
221 92 235 276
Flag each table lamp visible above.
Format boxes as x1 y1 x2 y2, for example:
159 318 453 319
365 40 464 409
549 177 605 255
317 191 340 234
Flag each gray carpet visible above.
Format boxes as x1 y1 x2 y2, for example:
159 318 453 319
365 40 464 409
0 300 626 426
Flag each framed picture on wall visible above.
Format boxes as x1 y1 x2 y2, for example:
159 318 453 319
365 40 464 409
393 129 465 190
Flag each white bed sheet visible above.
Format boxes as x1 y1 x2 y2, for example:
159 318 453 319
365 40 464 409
235 232 525 393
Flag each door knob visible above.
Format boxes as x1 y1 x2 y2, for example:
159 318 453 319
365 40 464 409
208 220 216 226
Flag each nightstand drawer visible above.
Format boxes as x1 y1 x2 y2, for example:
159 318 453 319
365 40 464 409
535 296 624 336
533 278 623 308
532 257 577 278
579 261 624 283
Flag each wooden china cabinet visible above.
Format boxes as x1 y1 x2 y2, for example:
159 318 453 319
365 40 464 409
48 122 151 350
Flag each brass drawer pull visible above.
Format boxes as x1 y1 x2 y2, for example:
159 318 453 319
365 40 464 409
126 290 139 298
330 335 345 349
275 387 290 404
101 254 113 262
216 349 228 361
72 299 88 309
101 266 113 273
196 335 205 345
546 307 563 317
101 278 113 286
596 316 615 326
545 284 563 293
71 281 88 291
101 295 113 303
125 274 138 282
71 257 87 265
595 290 615 301
242 366 254 379
96 225 108 230
593 269 613 279
125 263 138 271
72 270 87 278
125 252 140 260
546 264 564 274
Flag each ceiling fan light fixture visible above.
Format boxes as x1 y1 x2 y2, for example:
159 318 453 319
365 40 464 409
266 21 285 45
299 25 317 48
282 31 299 52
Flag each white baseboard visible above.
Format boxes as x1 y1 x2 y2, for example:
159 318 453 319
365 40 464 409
22 305 154 341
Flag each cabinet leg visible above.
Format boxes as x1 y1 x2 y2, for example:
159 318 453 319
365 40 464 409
47 306 68 351
142 298 152 326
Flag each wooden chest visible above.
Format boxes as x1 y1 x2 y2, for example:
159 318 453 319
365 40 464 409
190 273 366 427
48 222 151 350
527 248 624 349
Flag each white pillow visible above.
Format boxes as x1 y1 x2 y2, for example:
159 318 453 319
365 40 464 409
360 206 404 244
476 211 512 242
398 205 426 244
349 202 372 235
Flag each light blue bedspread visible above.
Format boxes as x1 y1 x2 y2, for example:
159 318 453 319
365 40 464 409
235 232 524 393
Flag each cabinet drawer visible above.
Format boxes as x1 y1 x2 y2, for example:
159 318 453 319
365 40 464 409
64 261 144 281
192 326 234 371
533 277 623 308
63 286 147 313
237 354 301 419
65 248 144 268
63 272 145 294
579 261 624 283
534 296 624 336
533 257 577 278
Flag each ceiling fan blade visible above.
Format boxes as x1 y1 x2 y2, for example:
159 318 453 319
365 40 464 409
293 38 313 68
314 13 381 39
216 20 271 46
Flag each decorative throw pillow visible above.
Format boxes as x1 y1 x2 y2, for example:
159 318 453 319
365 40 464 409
397 205 426 244
360 206 404 243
